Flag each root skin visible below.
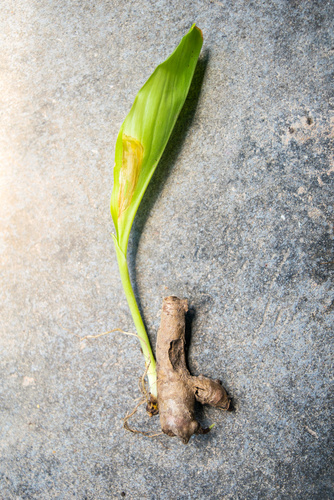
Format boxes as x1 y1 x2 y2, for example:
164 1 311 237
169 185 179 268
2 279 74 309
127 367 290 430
156 296 229 444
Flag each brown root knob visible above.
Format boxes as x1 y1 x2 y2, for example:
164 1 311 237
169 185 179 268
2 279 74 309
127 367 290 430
192 375 230 410
156 296 230 443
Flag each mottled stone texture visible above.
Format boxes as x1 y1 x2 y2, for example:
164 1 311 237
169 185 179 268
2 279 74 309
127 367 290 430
0 0 333 498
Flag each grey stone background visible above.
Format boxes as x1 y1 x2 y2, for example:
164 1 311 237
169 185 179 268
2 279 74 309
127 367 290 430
1 0 333 498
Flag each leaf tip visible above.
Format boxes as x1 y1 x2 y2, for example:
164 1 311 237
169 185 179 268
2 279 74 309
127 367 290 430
194 25 203 40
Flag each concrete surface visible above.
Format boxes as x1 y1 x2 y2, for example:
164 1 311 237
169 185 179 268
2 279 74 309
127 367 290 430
1 1 333 498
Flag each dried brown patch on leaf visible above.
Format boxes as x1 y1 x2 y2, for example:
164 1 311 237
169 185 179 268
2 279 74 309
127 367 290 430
118 134 144 218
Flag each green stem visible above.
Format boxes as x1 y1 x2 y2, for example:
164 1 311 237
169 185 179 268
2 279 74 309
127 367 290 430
113 236 157 398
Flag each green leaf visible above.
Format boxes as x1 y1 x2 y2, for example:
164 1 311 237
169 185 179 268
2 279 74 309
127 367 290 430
111 24 203 254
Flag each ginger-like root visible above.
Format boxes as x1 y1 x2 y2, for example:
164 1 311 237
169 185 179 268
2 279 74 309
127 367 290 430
156 296 230 444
